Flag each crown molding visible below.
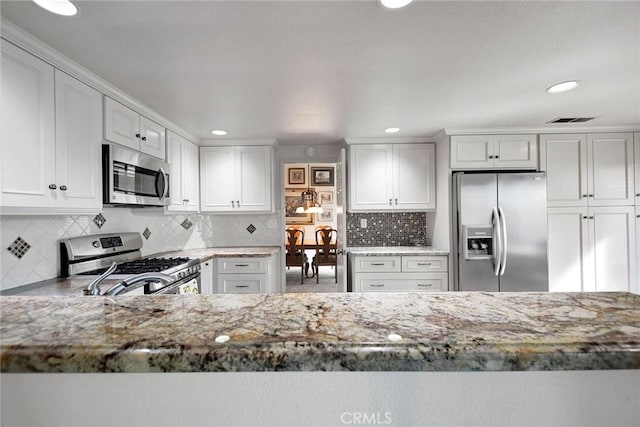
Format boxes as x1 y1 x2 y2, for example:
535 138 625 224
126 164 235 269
444 125 640 136
199 138 277 147
344 136 436 145
1 18 198 143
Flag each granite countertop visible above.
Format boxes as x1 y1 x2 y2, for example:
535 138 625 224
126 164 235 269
348 246 449 256
1 291 638 373
0 246 280 297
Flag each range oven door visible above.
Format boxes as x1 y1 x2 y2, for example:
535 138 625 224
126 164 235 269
103 144 170 206
147 272 201 295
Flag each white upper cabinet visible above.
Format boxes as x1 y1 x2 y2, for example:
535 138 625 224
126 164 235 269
104 97 166 159
540 133 634 207
53 70 102 211
200 146 272 212
167 131 199 212
349 143 435 212
1 41 102 213
633 132 639 206
450 134 537 170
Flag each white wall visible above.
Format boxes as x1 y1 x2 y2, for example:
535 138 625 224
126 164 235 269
2 371 638 426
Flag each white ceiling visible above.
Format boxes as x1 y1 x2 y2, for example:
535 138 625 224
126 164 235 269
1 1 639 143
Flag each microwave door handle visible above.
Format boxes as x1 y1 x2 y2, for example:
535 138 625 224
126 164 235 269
158 168 169 201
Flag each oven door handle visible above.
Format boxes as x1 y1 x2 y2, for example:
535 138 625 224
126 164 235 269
158 168 169 201
151 272 200 295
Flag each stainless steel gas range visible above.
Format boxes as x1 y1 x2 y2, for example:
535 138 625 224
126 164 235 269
60 232 201 296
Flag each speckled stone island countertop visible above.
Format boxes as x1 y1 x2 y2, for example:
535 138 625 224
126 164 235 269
1 291 638 373
347 246 449 256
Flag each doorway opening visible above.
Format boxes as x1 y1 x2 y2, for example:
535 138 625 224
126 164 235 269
283 161 339 292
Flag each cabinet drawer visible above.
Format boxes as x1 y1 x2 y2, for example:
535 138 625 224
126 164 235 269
358 272 448 292
353 256 401 272
218 257 266 274
402 256 448 272
219 274 265 293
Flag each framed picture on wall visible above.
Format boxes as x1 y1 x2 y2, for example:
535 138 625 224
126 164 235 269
317 208 333 222
285 188 313 224
318 191 333 205
311 167 334 186
288 168 305 185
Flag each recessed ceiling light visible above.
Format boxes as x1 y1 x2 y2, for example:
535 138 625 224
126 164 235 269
546 80 581 94
378 0 414 10
384 127 400 134
33 0 77 16
211 130 227 136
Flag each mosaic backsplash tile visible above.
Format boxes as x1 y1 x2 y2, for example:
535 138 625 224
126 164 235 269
346 212 430 247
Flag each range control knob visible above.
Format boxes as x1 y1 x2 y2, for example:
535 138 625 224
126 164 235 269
92 241 100 248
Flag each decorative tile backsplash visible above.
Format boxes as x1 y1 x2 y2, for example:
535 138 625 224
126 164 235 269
1 209 280 291
346 212 430 247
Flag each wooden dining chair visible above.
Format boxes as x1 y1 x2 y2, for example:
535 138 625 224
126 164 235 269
313 227 337 284
285 228 307 284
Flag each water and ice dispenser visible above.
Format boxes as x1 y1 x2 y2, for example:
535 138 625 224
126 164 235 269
462 225 493 260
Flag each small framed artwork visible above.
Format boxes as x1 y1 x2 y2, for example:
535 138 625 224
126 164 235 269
288 168 305 185
285 188 314 224
311 167 334 186
317 208 333 222
318 191 333 205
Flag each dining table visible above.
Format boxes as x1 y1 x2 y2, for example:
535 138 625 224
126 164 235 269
286 240 337 278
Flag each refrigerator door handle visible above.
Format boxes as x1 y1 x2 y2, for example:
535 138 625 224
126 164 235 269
492 207 502 276
498 206 508 276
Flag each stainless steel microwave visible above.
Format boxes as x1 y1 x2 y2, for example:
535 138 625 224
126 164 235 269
102 144 170 207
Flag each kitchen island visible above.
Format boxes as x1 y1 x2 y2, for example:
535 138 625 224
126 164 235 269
1 291 638 373
2 291 639 426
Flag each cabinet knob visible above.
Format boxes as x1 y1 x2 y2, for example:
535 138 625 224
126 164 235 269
583 216 588 219
494 155 499 159
589 194 594 197
135 133 141 138
236 200 240 206
48 184 57 190
231 201 235 207
388 198 392 206
488 155 494 159
636 193 640 197
394 198 398 205
582 194 587 198
59 185 67 191
141 136 147 141
590 216 594 219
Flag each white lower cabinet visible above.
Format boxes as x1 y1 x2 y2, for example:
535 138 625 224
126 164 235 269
200 259 214 294
548 207 636 293
215 257 268 294
350 254 448 292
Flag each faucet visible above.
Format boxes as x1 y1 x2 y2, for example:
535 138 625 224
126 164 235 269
103 272 174 296
84 262 117 296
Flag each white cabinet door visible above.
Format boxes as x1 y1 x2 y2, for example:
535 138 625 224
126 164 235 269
104 97 140 151
200 259 214 294
139 116 165 159
493 135 537 169
349 145 393 210
236 146 271 211
393 144 436 210
635 133 640 206
588 133 634 206
200 146 235 211
540 134 588 207
183 140 200 210
636 207 640 294
0 40 56 208
450 135 493 169
588 206 636 292
167 132 185 211
547 207 590 292
54 70 102 211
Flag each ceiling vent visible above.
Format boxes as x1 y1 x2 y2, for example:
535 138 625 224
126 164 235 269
547 117 596 123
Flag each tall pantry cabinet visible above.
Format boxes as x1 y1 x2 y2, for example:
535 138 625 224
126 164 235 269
541 133 636 293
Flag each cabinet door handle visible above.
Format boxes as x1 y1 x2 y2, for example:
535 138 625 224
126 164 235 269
135 133 141 138
59 185 67 191
235 264 250 267
417 262 432 266
636 193 640 197
388 198 392 206
589 194 594 198
231 201 235 207
234 285 249 288
489 155 494 159
418 283 433 287
236 200 240 206
141 136 147 141
48 184 57 190
494 155 499 159
394 198 398 205
582 194 588 198
583 216 588 219
370 284 385 288
370 263 385 266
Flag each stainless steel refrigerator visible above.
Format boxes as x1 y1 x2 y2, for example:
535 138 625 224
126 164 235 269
452 172 548 292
